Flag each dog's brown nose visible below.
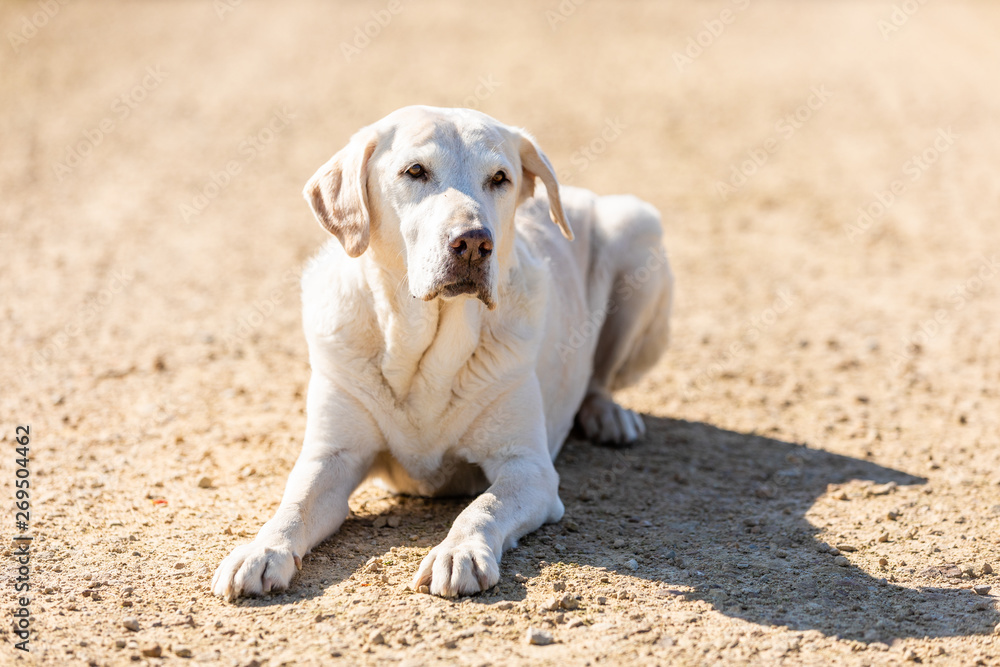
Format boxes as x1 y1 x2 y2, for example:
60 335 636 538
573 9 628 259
449 228 493 263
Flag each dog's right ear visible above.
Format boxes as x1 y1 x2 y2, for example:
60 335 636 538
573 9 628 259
303 128 378 258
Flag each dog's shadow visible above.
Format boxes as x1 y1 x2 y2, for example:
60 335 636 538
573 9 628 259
520 416 996 642
247 416 998 643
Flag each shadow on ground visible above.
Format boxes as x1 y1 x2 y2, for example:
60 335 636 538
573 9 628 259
237 417 998 643
526 416 998 642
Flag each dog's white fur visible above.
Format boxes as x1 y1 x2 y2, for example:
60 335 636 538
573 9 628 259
212 106 673 599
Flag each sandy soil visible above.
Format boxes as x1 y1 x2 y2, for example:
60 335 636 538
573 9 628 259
3 1 1000 665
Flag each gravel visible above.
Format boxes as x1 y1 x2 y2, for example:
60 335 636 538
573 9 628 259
526 628 554 645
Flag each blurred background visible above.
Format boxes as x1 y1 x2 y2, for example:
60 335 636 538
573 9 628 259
3 1 1000 663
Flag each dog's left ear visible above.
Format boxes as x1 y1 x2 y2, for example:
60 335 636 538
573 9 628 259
515 131 573 241
303 128 378 258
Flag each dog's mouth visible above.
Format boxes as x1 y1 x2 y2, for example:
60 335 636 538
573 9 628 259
422 281 495 310
440 281 478 298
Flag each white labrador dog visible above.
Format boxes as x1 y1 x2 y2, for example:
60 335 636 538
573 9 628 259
212 106 673 600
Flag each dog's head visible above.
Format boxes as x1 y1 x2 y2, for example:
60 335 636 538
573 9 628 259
303 106 572 309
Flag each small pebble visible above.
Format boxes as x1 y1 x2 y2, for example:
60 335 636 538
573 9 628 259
552 582 566 592
496 601 513 610
834 556 850 567
140 644 162 658
612 539 626 548
526 628 554 645
416 585 430 595
197 477 213 489
597 596 607 605
836 544 856 552
878 532 889 543
559 594 580 610
973 585 992 596
984 563 994 575
173 645 192 658
114 639 126 649
367 630 385 646
541 597 561 612
386 516 401 528
868 481 897 496
878 558 889 567
122 618 140 632
373 516 388 529
624 559 638 571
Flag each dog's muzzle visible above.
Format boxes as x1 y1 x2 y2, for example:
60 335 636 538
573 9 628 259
423 227 495 308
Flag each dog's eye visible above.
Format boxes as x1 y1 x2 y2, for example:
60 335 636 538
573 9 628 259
491 170 508 185
406 164 426 179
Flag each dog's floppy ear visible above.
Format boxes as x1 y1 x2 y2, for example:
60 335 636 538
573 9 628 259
303 128 378 257
516 131 573 241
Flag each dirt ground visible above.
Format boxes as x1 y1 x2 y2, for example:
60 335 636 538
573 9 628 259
3 0 1000 665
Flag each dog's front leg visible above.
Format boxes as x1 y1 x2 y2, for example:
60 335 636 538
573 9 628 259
413 383 564 597
212 374 378 600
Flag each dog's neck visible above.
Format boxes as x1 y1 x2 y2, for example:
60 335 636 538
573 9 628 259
361 252 488 404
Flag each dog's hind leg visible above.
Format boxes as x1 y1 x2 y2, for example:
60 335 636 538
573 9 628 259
574 195 673 447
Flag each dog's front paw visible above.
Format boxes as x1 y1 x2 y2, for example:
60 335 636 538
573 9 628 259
413 538 500 597
575 393 645 447
211 537 302 601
